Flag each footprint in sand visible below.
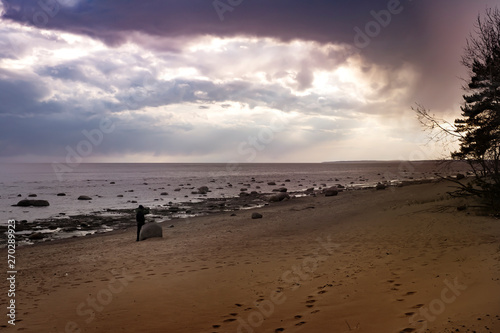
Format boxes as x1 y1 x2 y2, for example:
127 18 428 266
295 321 307 326
399 328 415 332
223 318 236 323
274 328 284 332
404 312 415 317
405 291 417 296
294 315 302 319
212 324 221 328
412 304 424 308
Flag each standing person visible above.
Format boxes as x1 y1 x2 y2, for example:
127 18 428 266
136 205 146 241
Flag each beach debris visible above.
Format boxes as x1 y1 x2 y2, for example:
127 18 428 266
251 212 263 219
269 192 290 202
139 222 163 241
376 183 387 190
77 195 92 200
14 199 50 207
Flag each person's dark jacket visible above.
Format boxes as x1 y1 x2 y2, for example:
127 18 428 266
136 209 146 225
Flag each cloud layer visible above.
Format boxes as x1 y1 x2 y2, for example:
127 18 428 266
0 0 497 162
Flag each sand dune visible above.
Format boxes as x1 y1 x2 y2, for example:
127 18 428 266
4 180 500 333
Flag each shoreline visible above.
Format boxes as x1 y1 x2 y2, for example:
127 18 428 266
3 179 499 332
1 177 446 247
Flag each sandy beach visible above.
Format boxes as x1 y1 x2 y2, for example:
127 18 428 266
3 180 500 333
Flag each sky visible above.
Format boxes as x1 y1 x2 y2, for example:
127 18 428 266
0 0 498 164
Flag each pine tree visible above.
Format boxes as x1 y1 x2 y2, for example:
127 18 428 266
452 7 500 209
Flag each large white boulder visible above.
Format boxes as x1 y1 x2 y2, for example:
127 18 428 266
139 223 163 241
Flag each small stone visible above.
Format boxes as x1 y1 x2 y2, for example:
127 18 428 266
78 195 92 200
251 213 263 219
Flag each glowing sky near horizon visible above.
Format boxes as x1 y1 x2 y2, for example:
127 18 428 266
0 0 497 163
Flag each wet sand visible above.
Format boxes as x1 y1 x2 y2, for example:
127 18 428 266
4 180 500 333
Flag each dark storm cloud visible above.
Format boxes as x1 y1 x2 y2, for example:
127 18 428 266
2 0 497 110
0 69 63 115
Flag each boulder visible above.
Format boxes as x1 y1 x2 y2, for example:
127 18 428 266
78 195 92 200
269 192 290 202
323 187 339 197
251 213 263 219
198 186 209 194
28 232 45 240
139 223 163 241
15 199 50 207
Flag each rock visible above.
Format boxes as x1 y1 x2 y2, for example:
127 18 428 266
239 192 250 197
160 192 168 195
117 194 124 197
78 195 92 200
376 183 387 190
240 188 248 191
457 205 467 211
28 232 45 240
305 187 315 193
285 179 290 182
278 187 288 193
251 213 263 219
14 199 50 207
267 182 276 186
28 194 37 197
56 193 66 196
110 181 115 184
139 223 163 241
198 186 209 194
323 187 339 197
269 192 290 202
456 173 465 180
174 188 181 191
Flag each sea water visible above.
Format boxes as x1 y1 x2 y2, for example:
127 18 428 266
0 161 470 225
